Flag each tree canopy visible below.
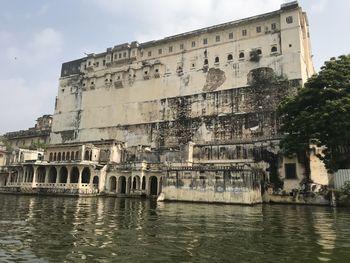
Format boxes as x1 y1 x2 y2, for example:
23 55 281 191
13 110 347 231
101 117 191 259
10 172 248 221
278 54 350 172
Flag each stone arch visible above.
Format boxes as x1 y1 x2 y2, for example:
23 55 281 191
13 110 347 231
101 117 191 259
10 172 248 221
8 169 18 184
15 167 24 183
127 177 131 194
26 166 34 182
70 166 79 183
48 167 57 183
150 176 158 196
141 176 146 190
132 175 141 190
109 176 117 192
81 167 90 184
118 176 126 194
37 166 46 183
93 176 99 188
59 167 68 183
84 150 91 161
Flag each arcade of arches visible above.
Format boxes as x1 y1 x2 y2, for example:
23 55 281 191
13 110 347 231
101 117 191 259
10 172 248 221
3 165 162 197
107 174 162 196
4 164 100 190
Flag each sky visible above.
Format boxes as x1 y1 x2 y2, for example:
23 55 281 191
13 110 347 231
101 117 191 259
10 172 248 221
0 0 349 134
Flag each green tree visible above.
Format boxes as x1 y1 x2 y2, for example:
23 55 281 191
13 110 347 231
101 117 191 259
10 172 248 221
278 55 350 172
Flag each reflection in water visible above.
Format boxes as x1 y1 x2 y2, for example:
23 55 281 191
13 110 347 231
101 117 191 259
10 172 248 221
1 195 350 262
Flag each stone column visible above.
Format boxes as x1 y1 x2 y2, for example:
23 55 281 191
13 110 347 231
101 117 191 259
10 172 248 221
145 176 150 195
44 168 49 183
56 167 60 184
6 173 11 186
67 167 71 184
157 176 162 195
126 176 130 194
32 167 38 188
78 167 83 186
23 167 27 183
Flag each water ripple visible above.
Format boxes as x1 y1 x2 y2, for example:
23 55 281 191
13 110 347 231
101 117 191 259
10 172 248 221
1 195 350 262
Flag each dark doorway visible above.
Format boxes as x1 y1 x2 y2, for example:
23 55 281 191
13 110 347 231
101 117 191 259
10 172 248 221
119 176 126 194
150 176 158 196
71 167 79 183
82 167 90 184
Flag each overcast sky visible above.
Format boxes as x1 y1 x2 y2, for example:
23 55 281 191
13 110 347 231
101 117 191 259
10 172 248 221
0 0 349 134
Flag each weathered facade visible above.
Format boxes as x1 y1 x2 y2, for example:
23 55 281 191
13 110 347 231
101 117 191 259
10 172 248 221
0 2 330 204
4 114 52 149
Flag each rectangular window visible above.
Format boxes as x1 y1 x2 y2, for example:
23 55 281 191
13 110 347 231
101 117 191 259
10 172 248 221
180 43 184 50
169 46 173 53
95 61 99 67
256 26 261 33
242 29 247 36
148 51 152 57
229 32 234 39
158 49 162 55
123 52 127 58
118 53 122 59
286 16 293 24
103 60 106 66
191 41 196 47
215 35 220 42
203 38 208 45
271 23 276 30
285 163 297 179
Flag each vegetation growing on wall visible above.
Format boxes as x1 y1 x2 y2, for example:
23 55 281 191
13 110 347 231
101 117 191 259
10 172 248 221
278 54 350 172
249 49 262 62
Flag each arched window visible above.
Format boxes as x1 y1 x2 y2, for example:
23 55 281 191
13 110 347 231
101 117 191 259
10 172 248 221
53 152 57 161
66 152 70 160
49 153 53 161
84 150 90 161
75 151 79 160
227 54 233 61
257 49 262 55
71 151 75 160
57 152 61 161
204 59 208 66
239 52 245 59
214 57 219 63
62 152 65 161
271 46 277 53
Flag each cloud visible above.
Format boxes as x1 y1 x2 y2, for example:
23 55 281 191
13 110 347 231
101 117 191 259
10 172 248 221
3 28 63 66
37 4 49 16
31 28 63 54
0 78 56 134
310 0 329 13
90 0 285 42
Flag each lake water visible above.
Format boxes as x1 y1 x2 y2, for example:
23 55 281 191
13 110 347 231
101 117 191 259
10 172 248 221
1 194 350 262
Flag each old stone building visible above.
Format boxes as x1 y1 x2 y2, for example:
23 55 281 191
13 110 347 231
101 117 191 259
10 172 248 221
3 114 52 149
0 2 329 204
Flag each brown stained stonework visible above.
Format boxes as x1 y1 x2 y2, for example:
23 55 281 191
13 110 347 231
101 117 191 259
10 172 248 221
203 68 226 92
